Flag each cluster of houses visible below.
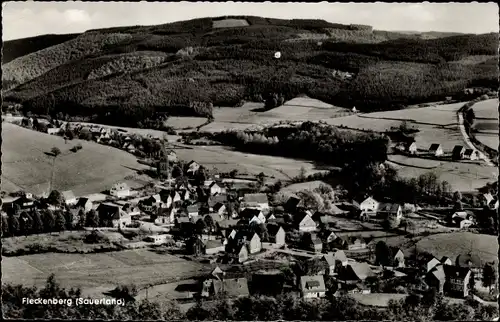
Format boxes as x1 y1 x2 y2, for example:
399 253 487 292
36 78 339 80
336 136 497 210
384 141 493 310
396 140 480 162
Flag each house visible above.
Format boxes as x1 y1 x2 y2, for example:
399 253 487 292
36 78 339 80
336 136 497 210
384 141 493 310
427 264 472 298
186 204 200 218
427 257 442 273
179 189 192 201
209 182 225 196
345 236 366 251
326 231 339 243
403 141 418 155
429 144 444 157
154 207 176 226
212 203 227 216
452 145 466 160
321 253 337 275
47 127 61 135
110 182 130 198
284 195 304 213
451 211 474 227
12 195 36 213
124 143 137 154
443 265 472 298
390 247 406 268
441 256 453 266
311 234 323 253
229 231 262 254
353 196 379 214
242 193 269 210
377 203 403 221
144 234 171 245
186 161 201 175
456 253 482 278
139 198 155 213
75 198 93 213
239 208 265 223
212 278 250 298
97 203 131 228
341 262 375 282
298 213 317 232
329 205 349 216
463 149 478 161
483 193 495 206
267 224 286 246
209 194 228 211
230 244 249 263
300 275 326 299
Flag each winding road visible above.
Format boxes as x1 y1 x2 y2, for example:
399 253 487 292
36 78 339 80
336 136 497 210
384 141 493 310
457 108 496 167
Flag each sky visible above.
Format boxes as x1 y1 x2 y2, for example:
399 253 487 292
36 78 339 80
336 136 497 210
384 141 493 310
2 2 499 41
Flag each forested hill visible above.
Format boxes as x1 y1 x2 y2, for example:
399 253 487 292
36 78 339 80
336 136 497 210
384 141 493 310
2 16 498 127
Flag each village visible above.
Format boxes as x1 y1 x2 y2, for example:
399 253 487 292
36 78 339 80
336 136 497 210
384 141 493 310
2 117 499 308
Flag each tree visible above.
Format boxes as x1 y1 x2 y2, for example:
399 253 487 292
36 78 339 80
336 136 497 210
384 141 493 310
229 169 238 178
19 212 33 236
64 210 74 230
51 147 61 157
298 166 307 181
171 165 183 179
257 172 265 186
55 211 66 232
2 215 10 237
8 215 20 236
31 210 44 234
203 215 215 233
48 190 65 207
85 209 99 228
76 209 86 229
195 218 207 234
42 210 55 232
482 263 496 291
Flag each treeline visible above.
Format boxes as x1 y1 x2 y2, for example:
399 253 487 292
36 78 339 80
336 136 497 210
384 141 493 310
209 121 389 167
3 275 497 321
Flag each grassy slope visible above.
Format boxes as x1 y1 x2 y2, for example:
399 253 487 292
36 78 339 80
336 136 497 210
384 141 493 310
2 17 498 123
1 122 149 196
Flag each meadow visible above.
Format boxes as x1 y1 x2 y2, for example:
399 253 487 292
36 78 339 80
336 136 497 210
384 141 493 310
472 99 498 151
325 101 497 191
1 249 209 298
1 123 150 197
172 144 327 180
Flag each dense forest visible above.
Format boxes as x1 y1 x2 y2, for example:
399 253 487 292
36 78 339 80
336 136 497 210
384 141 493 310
3 16 498 126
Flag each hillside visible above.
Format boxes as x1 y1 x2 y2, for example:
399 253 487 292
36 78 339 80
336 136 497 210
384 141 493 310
2 16 498 128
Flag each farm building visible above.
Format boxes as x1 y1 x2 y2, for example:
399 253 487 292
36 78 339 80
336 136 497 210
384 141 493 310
110 182 130 198
397 141 417 155
46 127 61 135
239 208 265 223
427 264 472 298
212 203 227 216
300 275 326 299
61 190 77 205
340 262 375 282
203 239 226 255
212 278 250 298
463 149 478 161
284 195 304 213
429 144 444 157
452 145 466 160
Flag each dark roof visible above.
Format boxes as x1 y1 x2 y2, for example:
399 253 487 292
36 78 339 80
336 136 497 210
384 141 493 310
429 144 441 151
266 224 283 237
428 264 446 283
463 149 474 156
76 198 92 207
97 203 121 220
284 196 302 210
443 264 471 279
239 208 262 219
300 276 326 293
213 202 225 212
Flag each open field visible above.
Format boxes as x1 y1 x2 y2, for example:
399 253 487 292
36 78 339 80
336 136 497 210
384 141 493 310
412 232 498 265
165 117 208 130
1 123 150 196
351 293 406 307
325 102 497 191
282 180 332 193
1 231 125 256
1 249 209 298
202 97 352 132
472 99 498 151
173 144 332 180
387 154 496 191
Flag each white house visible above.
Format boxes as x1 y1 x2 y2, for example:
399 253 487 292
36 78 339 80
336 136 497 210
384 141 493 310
299 213 317 232
355 197 379 213
429 144 444 157
300 275 326 299
110 182 131 198
145 234 172 245
209 182 225 195
76 198 93 213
